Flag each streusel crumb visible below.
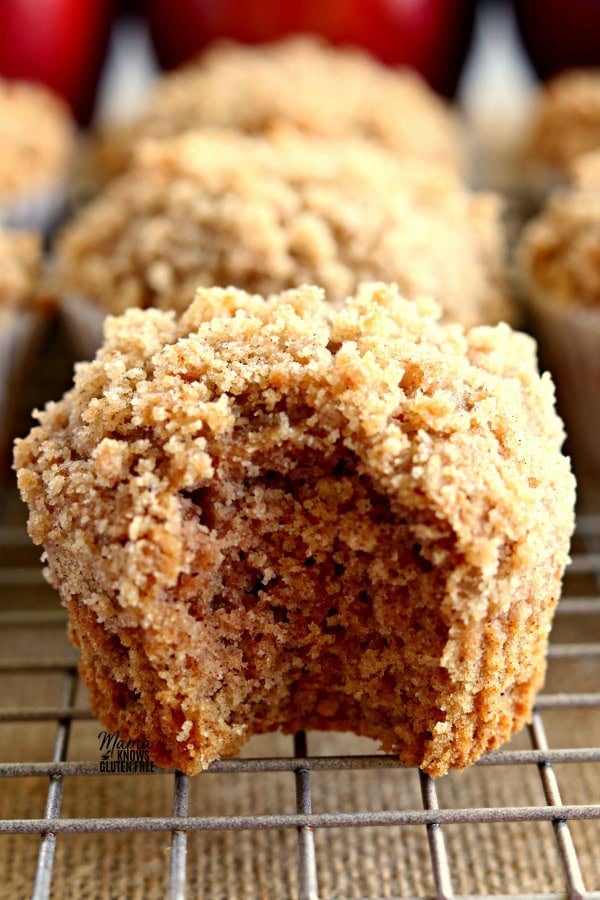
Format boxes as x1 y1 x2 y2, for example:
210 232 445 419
0 80 73 203
57 128 511 328
519 152 600 307
526 69 600 175
14 283 574 776
93 36 463 182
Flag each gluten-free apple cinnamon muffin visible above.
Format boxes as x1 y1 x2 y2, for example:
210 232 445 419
93 36 464 183
525 69 600 197
518 152 600 472
15 283 575 776
0 228 46 466
0 79 74 229
56 127 512 358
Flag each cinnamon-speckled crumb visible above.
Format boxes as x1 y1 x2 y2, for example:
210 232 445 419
93 36 463 182
57 128 511 328
14 283 575 776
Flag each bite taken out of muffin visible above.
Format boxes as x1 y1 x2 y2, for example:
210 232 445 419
15 283 575 777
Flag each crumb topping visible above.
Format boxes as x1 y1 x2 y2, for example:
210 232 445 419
526 69 600 173
57 128 511 328
519 152 600 307
0 80 74 202
94 36 463 181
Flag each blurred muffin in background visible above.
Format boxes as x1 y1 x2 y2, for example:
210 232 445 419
56 127 513 358
0 229 47 469
524 69 600 200
0 80 75 231
92 36 464 185
518 152 600 473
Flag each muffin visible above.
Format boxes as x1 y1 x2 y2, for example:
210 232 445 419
524 69 600 201
14 283 575 777
57 128 512 357
0 229 46 468
0 80 74 231
92 36 463 184
518 152 600 473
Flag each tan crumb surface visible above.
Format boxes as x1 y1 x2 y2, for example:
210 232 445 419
525 69 600 176
0 80 74 203
93 36 463 182
518 152 600 308
56 128 512 328
14 283 575 777
0 229 43 321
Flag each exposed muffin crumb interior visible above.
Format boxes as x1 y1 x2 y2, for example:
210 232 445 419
15 283 575 776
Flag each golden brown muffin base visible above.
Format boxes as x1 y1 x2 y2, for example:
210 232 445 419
66 522 554 777
15 284 575 776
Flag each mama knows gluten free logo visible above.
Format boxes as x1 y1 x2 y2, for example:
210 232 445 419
98 730 156 773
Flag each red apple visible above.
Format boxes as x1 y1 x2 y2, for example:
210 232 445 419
144 0 477 97
0 0 115 126
513 0 600 79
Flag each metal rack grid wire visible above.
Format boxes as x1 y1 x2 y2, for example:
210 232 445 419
1 487 599 899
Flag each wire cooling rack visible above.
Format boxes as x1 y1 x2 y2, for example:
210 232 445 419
0 478 600 900
1 323 599 898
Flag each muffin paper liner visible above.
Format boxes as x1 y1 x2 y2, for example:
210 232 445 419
60 294 106 361
0 310 47 472
0 181 68 234
527 288 600 475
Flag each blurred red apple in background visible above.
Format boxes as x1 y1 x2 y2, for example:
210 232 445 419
0 0 115 126
513 0 600 79
144 0 477 96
